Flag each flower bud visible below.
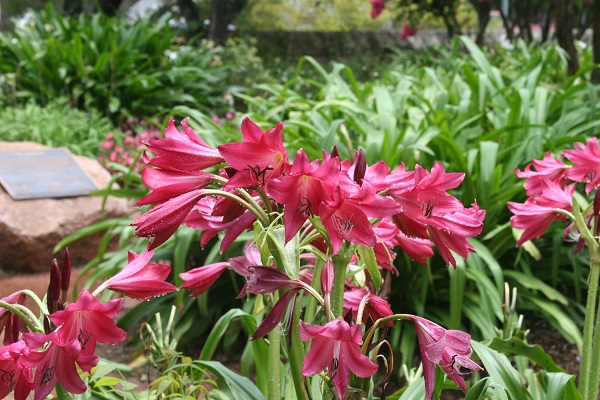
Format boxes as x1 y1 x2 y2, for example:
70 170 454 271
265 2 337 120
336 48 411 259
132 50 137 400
353 149 366 186
330 145 339 159
60 248 71 304
47 259 61 315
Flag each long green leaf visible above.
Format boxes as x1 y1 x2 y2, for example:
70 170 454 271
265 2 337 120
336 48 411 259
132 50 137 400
471 340 534 400
195 360 266 400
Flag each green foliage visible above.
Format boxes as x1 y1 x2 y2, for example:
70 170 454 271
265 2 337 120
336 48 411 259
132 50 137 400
0 100 116 157
0 3 231 124
55 32 595 395
178 35 594 366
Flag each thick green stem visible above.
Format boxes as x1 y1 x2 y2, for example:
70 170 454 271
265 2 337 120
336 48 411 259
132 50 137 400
330 252 351 318
288 298 308 400
587 289 600 400
267 329 282 400
55 383 72 399
572 198 600 399
0 301 43 333
579 245 600 400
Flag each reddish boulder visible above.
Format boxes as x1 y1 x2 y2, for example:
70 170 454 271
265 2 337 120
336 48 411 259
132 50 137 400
0 142 133 273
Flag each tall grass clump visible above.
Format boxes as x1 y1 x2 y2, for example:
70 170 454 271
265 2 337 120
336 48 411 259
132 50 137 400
0 4 232 124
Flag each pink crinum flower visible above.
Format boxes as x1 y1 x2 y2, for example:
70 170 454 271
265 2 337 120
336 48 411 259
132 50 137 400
508 180 575 246
515 152 568 196
299 318 378 399
389 163 485 266
96 249 177 300
320 180 402 254
21 331 98 400
0 340 34 400
144 119 223 171
49 290 126 358
370 0 385 19
218 117 290 188
132 189 206 250
563 136 600 194
410 316 482 400
266 149 346 242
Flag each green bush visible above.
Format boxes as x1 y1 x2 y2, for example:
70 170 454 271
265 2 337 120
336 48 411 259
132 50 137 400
0 100 116 157
0 4 231 124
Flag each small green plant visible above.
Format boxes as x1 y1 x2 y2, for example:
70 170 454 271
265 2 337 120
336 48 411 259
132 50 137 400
0 100 115 157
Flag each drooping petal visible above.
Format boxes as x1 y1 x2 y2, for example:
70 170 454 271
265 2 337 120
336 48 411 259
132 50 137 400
251 289 299 340
300 335 335 376
179 262 230 297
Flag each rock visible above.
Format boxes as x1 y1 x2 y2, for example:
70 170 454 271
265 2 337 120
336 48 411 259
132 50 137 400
0 142 134 274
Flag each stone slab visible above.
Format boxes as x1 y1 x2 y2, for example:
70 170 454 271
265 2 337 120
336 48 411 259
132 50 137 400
0 148 98 200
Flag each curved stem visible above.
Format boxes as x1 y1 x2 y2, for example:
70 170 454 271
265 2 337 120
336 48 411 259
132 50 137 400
361 314 410 354
0 301 44 333
21 289 48 315
203 188 268 225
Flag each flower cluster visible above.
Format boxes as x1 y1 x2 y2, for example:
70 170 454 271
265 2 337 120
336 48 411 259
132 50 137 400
132 117 485 398
508 137 600 246
0 250 176 400
98 121 161 175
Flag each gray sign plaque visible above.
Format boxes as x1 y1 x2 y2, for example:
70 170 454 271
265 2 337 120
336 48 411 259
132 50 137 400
0 148 98 200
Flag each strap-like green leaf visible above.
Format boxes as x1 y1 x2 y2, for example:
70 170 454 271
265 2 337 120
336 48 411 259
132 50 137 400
471 340 534 400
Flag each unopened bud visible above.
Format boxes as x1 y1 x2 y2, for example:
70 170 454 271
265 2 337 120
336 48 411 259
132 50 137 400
47 259 61 315
353 149 366 186
321 259 334 296
330 145 339 159
60 248 71 304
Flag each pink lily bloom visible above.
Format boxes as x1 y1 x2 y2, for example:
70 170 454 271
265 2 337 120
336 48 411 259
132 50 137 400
49 290 126 357
563 137 600 193
299 318 379 399
137 168 216 206
515 152 568 196
410 316 482 399
0 340 34 400
344 289 394 327
144 119 223 172
400 23 417 39
370 0 385 19
390 164 484 266
98 250 177 300
374 217 433 265
426 203 486 266
320 180 402 254
266 149 345 242
179 262 230 297
21 331 98 400
180 242 262 297
0 292 30 345
133 189 205 250
508 180 575 246
219 117 290 188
